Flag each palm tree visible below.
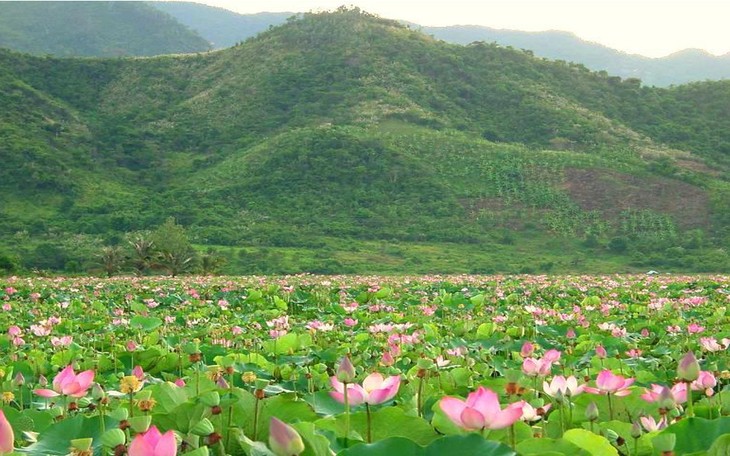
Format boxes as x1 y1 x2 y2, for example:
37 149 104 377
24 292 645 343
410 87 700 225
199 251 226 275
96 246 126 277
128 234 155 276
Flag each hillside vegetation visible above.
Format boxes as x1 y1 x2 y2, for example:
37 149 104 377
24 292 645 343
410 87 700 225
149 2 730 87
1 9 729 275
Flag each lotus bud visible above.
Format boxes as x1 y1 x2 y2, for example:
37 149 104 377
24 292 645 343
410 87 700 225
92 383 106 400
269 417 305 456
657 386 676 410
132 365 145 381
631 421 642 439
12 373 25 387
677 351 700 382
216 376 229 389
38 374 48 387
595 345 607 359
380 351 394 367
335 356 356 383
585 401 599 421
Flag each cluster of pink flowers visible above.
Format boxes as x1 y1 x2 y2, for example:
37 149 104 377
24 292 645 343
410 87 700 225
305 320 334 332
266 315 290 339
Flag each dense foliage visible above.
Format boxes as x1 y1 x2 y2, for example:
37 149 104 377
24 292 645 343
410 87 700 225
154 2 730 87
1 274 730 455
1 9 730 274
0 2 210 57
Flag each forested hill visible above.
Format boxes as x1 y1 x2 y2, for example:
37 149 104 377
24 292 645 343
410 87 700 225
1 9 729 274
0 1 210 57
1 2 728 87
149 2 730 87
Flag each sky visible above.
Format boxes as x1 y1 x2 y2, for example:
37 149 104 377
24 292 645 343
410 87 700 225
168 0 730 58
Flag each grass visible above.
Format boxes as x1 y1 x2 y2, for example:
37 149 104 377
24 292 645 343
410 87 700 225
207 234 644 276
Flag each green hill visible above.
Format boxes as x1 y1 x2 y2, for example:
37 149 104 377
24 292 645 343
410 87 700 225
149 2 730 87
0 1 210 57
1 9 729 274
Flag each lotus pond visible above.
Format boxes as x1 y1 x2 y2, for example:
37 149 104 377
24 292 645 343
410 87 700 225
1 274 730 455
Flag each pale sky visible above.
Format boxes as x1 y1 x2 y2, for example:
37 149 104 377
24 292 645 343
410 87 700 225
175 0 730 58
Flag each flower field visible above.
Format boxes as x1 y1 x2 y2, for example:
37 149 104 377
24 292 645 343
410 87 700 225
1 274 730 455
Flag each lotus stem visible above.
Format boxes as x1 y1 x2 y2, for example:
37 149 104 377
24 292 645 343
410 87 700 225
366 403 372 443
607 393 614 421
685 381 694 418
344 381 351 447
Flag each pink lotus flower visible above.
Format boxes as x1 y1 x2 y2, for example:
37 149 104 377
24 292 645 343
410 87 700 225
595 345 607 359
33 365 95 398
128 426 177 456
522 357 552 377
699 337 724 352
640 415 668 432
585 370 634 397
269 417 305 456
0 410 13 454
543 375 586 400
641 383 687 407
520 341 535 358
691 371 717 396
439 386 525 431
687 323 705 334
330 373 401 406
50 336 73 348
522 350 560 377
520 402 551 422
380 351 395 367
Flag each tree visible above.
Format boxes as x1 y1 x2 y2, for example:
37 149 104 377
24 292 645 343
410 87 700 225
199 249 226 275
150 218 197 277
95 245 126 277
127 232 155 276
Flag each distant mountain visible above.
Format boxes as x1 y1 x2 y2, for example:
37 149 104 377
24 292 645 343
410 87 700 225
150 3 730 87
420 25 730 87
0 1 210 57
150 2 293 48
1 9 729 274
